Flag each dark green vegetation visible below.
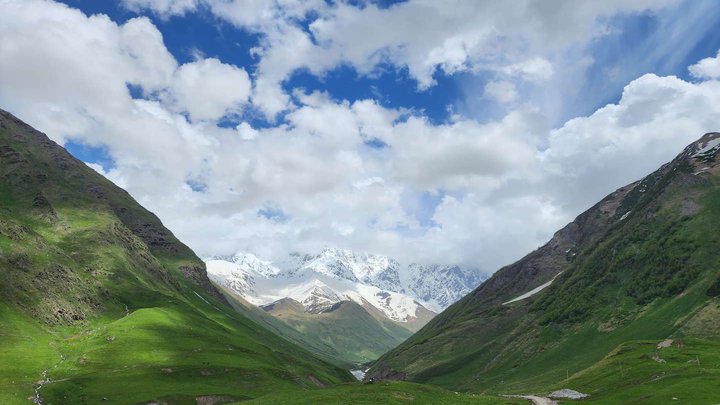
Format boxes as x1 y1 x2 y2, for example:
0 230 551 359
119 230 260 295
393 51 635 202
262 298 412 365
0 110 353 404
244 381 524 404
370 133 720 399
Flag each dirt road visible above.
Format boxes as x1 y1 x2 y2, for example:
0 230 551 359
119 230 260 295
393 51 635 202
503 395 558 405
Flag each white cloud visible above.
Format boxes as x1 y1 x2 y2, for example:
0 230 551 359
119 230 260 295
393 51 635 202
85 162 108 176
2 0 720 275
484 81 519 104
501 57 555 83
120 0 677 119
168 58 252 122
122 0 199 17
689 50 720 79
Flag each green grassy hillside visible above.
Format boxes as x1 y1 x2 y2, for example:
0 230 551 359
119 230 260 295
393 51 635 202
0 109 352 404
244 381 525 404
217 287 358 369
263 299 413 365
554 337 720 404
369 133 720 397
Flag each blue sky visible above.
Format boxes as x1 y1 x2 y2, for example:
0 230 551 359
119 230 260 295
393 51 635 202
64 0 720 114
3 0 720 269
58 0 720 158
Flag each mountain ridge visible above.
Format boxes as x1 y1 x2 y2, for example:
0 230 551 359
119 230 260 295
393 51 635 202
207 247 487 315
368 132 720 399
0 108 352 404
206 247 483 365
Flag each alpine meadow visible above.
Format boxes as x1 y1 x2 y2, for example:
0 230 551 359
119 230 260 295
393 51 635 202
2 1 720 404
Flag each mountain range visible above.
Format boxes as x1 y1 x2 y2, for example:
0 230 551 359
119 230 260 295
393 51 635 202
207 249 485 313
206 249 486 364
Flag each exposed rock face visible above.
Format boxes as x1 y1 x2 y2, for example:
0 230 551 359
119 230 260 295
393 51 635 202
457 179 638 315
406 264 486 311
0 108 226 322
364 366 406 382
31 264 102 324
548 389 590 399
180 265 228 304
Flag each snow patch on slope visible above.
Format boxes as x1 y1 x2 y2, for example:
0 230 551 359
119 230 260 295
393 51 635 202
693 137 720 157
503 272 563 305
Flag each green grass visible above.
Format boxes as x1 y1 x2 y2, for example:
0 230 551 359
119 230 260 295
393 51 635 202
244 381 526 405
0 303 59 404
0 284 353 404
0 113 353 404
556 338 720 404
269 300 413 365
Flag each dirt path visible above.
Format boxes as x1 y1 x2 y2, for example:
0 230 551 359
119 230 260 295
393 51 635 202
503 395 558 405
519 395 557 405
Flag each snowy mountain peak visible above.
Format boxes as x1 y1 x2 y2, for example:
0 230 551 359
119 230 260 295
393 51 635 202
406 263 487 311
230 252 281 277
292 248 403 291
206 248 487 322
206 252 281 278
296 281 342 313
294 248 361 282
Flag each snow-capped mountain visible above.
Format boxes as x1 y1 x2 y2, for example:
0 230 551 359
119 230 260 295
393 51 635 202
406 264 487 311
206 248 487 323
289 248 403 292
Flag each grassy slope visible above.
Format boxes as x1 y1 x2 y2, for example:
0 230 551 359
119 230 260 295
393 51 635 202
0 110 352 404
266 300 413 365
370 134 720 396
217 287 357 369
555 338 720 404
244 381 525 405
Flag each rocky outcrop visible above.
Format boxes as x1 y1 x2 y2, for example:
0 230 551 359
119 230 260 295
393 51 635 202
180 265 228 304
0 108 229 323
364 365 406 382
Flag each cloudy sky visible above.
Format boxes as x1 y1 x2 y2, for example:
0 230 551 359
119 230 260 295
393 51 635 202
2 0 720 272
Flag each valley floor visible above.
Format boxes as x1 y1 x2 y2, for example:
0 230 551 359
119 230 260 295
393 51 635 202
243 381 525 405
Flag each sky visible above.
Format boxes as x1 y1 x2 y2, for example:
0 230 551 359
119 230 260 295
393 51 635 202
2 0 720 272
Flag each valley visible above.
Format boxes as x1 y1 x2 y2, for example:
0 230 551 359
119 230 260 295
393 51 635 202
2 109 720 403
2 2 720 402
206 250 484 365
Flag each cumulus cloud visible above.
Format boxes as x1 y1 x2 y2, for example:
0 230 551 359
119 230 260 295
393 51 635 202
484 81 520 104
120 0 677 118
689 49 720 79
2 0 720 275
168 58 252 122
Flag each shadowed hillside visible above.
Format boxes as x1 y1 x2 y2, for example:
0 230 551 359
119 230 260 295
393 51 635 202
0 109 352 404
370 132 720 401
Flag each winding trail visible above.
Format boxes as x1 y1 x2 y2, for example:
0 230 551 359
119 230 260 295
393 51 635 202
518 395 557 405
503 395 557 405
